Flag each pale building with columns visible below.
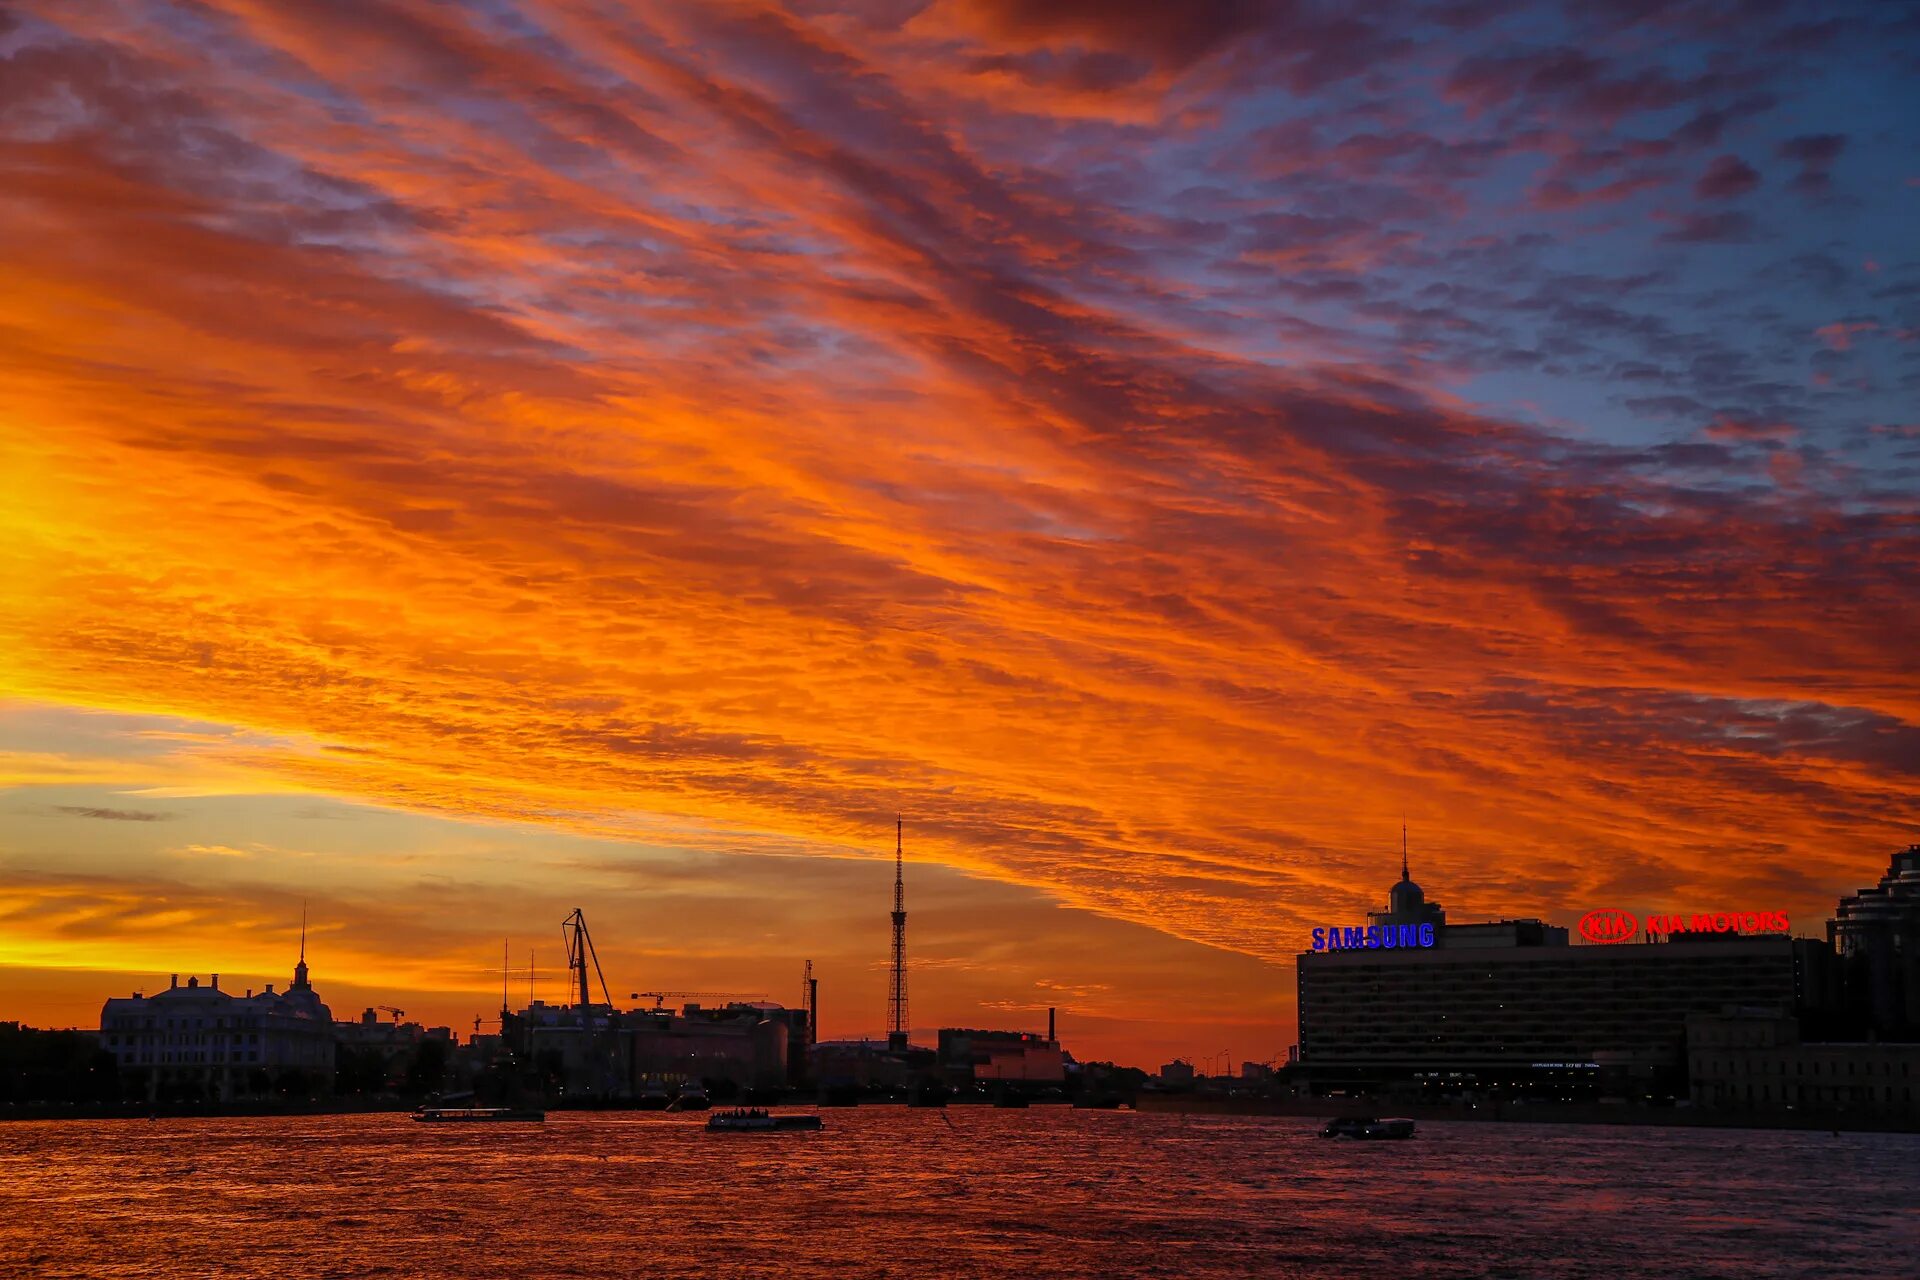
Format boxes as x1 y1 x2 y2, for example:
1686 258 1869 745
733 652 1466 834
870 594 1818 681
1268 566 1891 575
99 947 335 1101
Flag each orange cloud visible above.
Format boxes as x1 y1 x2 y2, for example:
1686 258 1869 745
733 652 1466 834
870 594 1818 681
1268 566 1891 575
0 0 1916 1063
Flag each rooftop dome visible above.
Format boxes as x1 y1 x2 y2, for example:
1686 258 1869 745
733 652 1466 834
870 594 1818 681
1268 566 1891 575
1389 873 1425 914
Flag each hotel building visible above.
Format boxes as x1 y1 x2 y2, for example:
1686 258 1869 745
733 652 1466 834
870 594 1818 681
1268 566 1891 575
1295 855 1811 1099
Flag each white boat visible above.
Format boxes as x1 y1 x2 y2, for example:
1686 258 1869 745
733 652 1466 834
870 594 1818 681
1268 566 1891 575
413 1106 546 1123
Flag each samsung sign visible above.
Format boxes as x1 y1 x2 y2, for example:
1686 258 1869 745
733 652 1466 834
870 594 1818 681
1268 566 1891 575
1311 923 1436 952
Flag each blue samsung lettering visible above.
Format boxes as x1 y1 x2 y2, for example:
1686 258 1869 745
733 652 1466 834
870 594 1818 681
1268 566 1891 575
1311 927 1325 951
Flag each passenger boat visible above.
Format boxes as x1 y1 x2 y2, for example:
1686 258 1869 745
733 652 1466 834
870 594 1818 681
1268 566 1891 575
1319 1116 1415 1140
412 1106 546 1123
705 1107 823 1133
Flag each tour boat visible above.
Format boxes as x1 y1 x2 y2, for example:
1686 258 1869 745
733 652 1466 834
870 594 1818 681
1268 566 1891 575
413 1106 546 1123
705 1107 823 1132
1319 1116 1415 1140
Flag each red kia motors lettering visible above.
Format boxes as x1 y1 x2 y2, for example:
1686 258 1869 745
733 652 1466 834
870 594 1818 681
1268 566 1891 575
1578 909 1638 944
1645 910 1790 935
1579 908 1791 942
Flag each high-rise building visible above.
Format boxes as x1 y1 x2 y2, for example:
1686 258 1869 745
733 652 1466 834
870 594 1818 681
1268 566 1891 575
1827 844 1920 1038
1296 851 1802 1099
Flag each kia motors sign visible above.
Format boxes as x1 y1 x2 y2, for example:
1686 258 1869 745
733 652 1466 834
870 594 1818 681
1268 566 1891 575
1579 909 1639 944
1579 908 1790 943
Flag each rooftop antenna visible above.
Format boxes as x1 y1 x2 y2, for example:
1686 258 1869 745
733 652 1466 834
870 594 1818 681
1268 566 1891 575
888 816 909 1051
1401 820 1409 881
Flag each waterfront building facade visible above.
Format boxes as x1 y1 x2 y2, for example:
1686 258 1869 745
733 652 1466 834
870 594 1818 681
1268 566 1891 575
937 1028 1065 1083
508 998 796 1097
98 954 335 1102
1688 1009 1920 1125
1296 856 1804 1099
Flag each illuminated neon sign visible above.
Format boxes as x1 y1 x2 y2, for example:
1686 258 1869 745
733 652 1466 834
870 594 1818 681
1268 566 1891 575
1311 923 1436 952
1578 909 1790 944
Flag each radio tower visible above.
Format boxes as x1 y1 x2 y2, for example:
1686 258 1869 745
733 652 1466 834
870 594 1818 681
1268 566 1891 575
888 817 909 1051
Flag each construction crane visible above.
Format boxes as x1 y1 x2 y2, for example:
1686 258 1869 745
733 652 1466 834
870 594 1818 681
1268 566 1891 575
562 908 614 1014
630 990 767 1011
376 1005 406 1022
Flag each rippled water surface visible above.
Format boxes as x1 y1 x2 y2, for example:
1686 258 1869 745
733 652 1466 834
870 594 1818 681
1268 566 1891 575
2 1111 1913 1278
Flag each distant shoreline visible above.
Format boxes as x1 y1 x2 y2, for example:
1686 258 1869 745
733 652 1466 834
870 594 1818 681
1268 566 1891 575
1130 1094 1920 1134
8 1095 1917 1135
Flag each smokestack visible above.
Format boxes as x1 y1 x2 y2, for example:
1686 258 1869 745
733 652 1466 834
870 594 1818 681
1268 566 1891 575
170 974 178 989
1049 1007 1056 1043
211 974 219 990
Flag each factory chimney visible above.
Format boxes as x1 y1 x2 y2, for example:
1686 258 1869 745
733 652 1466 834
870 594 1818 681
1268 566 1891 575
888 817 909 1051
801 959 816 1050
1048 1007 1056 1044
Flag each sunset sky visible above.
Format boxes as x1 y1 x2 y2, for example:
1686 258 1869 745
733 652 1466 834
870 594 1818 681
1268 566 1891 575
2 1 1917 1067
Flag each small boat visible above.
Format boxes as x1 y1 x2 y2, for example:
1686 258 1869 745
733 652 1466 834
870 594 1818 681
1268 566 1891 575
1320 1116 1415 1140
413 1106 546 1123
635 1084 672 1111
706 1107 823 1133
668 1088 711 1112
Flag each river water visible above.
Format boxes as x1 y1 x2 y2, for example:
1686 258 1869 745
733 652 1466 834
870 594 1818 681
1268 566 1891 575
1 1110 1912 1278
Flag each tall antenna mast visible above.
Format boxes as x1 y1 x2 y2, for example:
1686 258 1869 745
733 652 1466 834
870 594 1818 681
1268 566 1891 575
888 817 909 1050
1401 821 1409 881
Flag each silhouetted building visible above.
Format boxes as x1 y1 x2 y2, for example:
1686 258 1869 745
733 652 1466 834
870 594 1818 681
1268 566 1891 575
1688 1009 1920 1124
511 998 796 1097
1828 844 1920 1039
1297 855 1804 1099
629 1001 790 1091
938 1028 1065 1083
1159 1059 1195 1088
334 1008 453 1090
808 1037 930 1088
99 956 335 1102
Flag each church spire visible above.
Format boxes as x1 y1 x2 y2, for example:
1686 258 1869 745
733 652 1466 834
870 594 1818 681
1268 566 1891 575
293 899 310 989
